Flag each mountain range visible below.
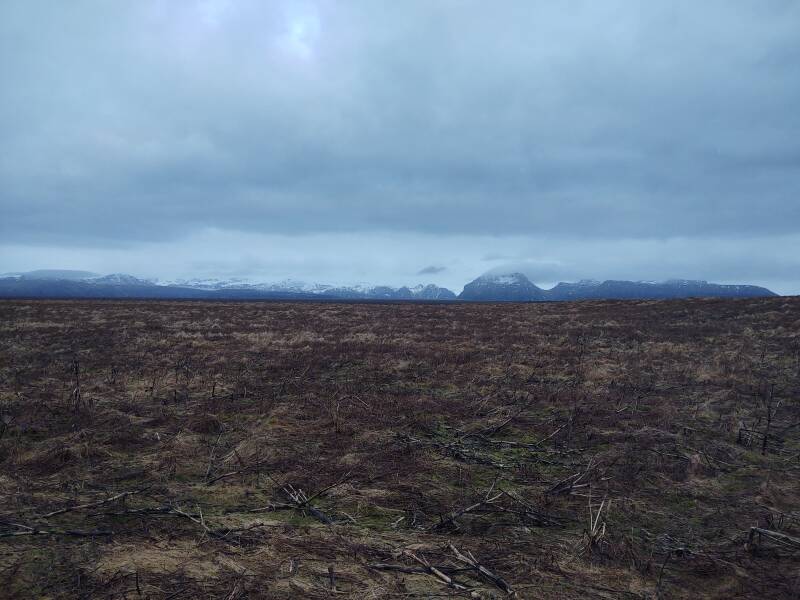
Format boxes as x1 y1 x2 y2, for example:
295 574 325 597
0 269 778 301
458 273 777 301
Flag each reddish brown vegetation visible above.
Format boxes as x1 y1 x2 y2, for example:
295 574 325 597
1 297 799 598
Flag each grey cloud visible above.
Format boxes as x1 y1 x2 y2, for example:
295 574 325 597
482 253 512 262
1 1 799 291
417 265 446 275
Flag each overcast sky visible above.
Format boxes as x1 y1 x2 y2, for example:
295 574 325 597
1 1 799 293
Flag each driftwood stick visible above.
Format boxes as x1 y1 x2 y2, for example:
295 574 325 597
499 489 561 526
205 458 271 486
428 492 503 532
449 543 516 597
302 471 353 506
204 430 225 482
748 527 800 550
244 502 296 513
171 505 212 536
282 485 335 525
368 563 471 575
0 526 112 538
368 563 431 574
37 488 149 519
400 550 481 597
656 550 671 596
480 395 536 436
530 422 567 447
548 457 597 495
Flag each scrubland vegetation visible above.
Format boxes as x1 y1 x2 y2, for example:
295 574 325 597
1 298 799 598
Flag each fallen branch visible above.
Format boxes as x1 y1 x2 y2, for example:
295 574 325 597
480 394 537 437
499 489 562 526
367 563 436 575
547 457 598 496
37 487 149 520
400 549 481 598
204 430 225 482
205 458 271 486
0 524 112 538
428 492 503 532
244 502 296 513
301 470 353 506
747 527 800 551
282 484 335 525
449 543 516 597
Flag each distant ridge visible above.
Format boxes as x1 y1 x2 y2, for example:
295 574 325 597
0 271 456 301
458 272 777 301
0 270 778 301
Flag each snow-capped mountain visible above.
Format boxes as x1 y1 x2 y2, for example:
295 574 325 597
0 271 459 300
410 284 458 300
154 277 457 300
459 273 548 301
157 277 250 290
88 273 152 286
0 269 777 301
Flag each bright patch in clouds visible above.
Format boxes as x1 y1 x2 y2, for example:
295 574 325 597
277 6 321 59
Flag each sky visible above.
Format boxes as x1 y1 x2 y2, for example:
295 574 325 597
1 1 799 294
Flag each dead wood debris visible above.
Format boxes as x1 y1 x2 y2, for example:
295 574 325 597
448 543 516 597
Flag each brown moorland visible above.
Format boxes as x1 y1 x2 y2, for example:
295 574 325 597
0 297 799 599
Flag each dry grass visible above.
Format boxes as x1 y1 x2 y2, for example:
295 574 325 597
0 297 799 598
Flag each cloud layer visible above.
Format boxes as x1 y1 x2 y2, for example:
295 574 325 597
1 1 799 291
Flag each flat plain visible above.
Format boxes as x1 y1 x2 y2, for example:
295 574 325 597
1 298 799 599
